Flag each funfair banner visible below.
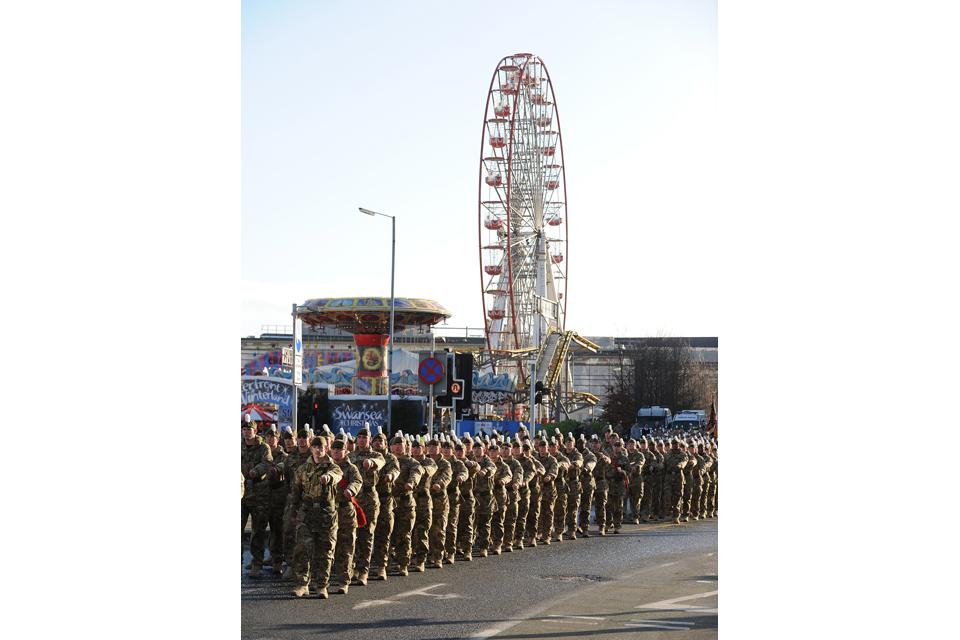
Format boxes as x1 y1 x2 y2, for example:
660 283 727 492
241 376 297 423
328 396 424 437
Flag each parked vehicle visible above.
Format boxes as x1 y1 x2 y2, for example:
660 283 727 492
636 406 671 431
671 410 704 431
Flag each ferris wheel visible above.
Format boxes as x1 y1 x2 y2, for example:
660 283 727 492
478 53 568 383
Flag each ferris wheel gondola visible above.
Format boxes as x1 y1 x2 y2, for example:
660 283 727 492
478 53 568 384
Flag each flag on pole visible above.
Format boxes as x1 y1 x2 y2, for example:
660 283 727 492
707 393 718 438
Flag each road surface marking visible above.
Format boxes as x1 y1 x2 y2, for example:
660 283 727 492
630 619 695 625
636 590 718 614
626 622 693 630
353 584 458 610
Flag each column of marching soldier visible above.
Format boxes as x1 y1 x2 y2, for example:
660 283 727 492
241 417 719 600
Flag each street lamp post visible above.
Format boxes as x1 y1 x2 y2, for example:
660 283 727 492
359 207 395 436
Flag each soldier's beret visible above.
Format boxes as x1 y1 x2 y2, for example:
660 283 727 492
310 436 328 447
330 439 345 449
522 443 532 450
372 431 387 441
262 426 279 437
427 438 440 447
454 441 465 451
357 427 370 437
297 429 310 439
389 435 404 445
564 432 574 442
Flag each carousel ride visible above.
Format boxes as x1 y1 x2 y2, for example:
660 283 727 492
297 297 451 395
476 53 599 421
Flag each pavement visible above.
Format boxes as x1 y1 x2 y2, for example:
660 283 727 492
470 541 718 639
243 517 719 638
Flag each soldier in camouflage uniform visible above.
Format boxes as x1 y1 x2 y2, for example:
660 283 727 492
523 439 545 547
495 439 523 553
548 437 571 542
562 433 584 539
369 430 399 581
589 437 612 536
576 435 597 537
534 437 560 544
279 429 314 578
426 437 453 568
282 431 297 454
650 440 667 520
661 437 690 524
289 435 343 599
680 440 699 521
441 438 466 565
639 437 661 522
455 437 480 561
607 439 631 533
409 438 438 572
241 418 274 579
389 434 423 576
690 439 712 521
513 440 539 550
346 425 385 586
330 437 363 593
625 439 645 524
705 443 718 518
263 426 288 574
470 440 500 557
486 439 513 555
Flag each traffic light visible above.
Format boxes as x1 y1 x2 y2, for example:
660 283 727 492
435 352 474 408
455 352 473 406
435 351 456 408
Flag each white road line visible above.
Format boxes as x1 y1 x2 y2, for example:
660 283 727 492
547 615 606 621
353 584 451 610
630 619 695 625
658 562 677 568
636 590 719 614
625 622 690 630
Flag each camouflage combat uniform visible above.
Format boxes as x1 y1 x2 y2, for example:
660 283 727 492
333 453 363 588
661 445 689 522
427 451 453 566
469 452 499 555
410 453 437 568
591 448 612 535
495 451 523 553
289 454 343 593
266 444 288 569
534 449 560 542
442 452 467 563
370 444 400 579
389 451 423 573
241 438 274 572
550 449 571 541
607 448 631 532
577 445 597 535
347 446 385 582
562 444 584 538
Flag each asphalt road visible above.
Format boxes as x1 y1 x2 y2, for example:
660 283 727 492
242 519 718 639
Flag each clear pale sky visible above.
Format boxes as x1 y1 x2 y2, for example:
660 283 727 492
241 0 718 339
